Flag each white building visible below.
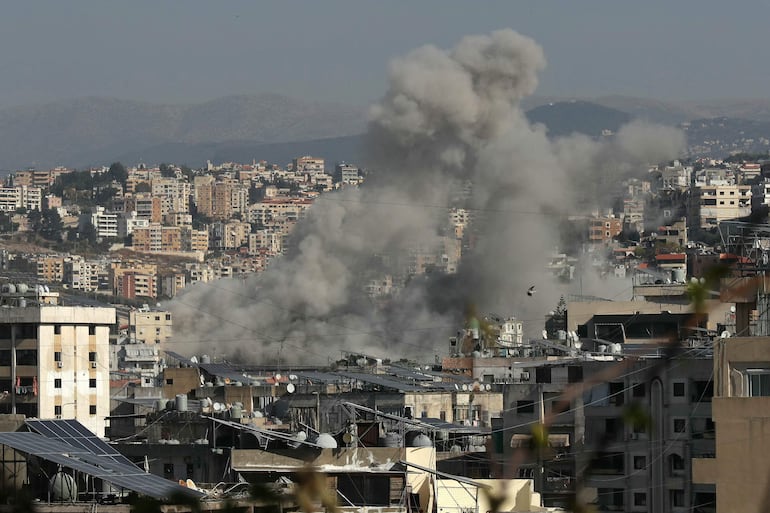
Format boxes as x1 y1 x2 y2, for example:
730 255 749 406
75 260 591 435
0 186 43 212
0 285 114 437
117 211 150 238
90 206 119 238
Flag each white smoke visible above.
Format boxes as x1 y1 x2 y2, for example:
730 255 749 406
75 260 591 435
170 29 684 364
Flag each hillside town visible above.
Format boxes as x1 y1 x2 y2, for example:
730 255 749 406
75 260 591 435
1 151 770 512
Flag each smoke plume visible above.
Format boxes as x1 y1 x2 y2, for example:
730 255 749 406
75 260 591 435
170 29 684 364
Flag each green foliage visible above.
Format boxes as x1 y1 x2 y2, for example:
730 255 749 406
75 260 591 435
27 208 63 241
0 212 18 233
107 162 128 183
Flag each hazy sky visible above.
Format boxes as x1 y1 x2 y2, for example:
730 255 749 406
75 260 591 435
2 1 768 109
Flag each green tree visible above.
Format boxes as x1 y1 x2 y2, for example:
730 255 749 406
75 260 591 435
107 162 128 184
28 209 63 242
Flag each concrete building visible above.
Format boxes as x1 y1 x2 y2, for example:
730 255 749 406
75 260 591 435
589 216 622 244
0 186 43 212
693 335 770 512
64 258 109 292
0 285 114 436
151 177 191 215
36 256 65 283
335 162 361 184
129 308 173 346
90 206 118 238
293 155 325 175
690 184 752 229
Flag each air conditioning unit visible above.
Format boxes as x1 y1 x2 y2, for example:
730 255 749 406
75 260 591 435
90 362 97 369
56 362 63 368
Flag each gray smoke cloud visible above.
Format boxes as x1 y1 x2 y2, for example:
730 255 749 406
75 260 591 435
170 29 685 364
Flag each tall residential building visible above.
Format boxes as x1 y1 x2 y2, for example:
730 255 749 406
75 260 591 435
151 178 191 215
90 206 119 238
0 285 114 436
693 335 770 511
293 156 325 175
36 256 65 283
0 186 43 212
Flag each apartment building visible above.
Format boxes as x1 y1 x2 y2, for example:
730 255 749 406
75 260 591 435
693 335 770 512
249 229 282 256
293 155 325 175
181 227 209 253
491 356 715 512
209 221 250 251
64 258 109 292
131 223 182 252
90 206 118 238
128 308 173 345
0 286 114 436
0 186 43 212
116 272 158 299
36 256 65 283
334 162 361 184
111 262 157 293
690 184 752 229
151 178 191 215
589 216 622 244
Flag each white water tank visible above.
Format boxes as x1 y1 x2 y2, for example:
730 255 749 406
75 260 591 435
410 433 433 447
316 433 337 449
175 394 188 412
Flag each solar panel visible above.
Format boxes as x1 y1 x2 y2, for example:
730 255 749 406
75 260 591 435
0 432 203 500
26 419 136 467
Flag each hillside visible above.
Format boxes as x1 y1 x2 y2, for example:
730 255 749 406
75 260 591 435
525 100 632 137
0 94 366 169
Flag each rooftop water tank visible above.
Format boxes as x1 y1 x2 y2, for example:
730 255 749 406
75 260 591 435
175 394 188 412
316 433 337 449
16 283 28 294
200 354 211 364
409 433 432 448
231 404 243 420
49 471 77 502
382 432 402 448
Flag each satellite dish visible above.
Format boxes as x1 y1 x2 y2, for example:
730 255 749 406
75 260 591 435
289 374 298 381
461 384 469 391
224 377 231 385
542 330 548 340
190 356 198 364
342 432 353 444
274 373 282 381
199 375 205 386
730 305 736 313
286 383 296 394
720 330 731 339
473 381 481 391
484 384 492 391
213 402 222 412
454 383 459 391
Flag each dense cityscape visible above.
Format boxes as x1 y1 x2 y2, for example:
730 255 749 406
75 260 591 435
2 4 770 513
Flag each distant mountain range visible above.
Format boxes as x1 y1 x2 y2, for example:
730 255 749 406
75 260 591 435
2 93 770 170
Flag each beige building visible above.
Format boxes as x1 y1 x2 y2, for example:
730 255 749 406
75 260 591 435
0 287 114 436
691 184 752 229
129 309 173 345
693 335 770 512
36 256 65 283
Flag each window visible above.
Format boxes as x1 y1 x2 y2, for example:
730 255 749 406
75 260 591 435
0 350 10 366
54 351 61 362
54 325 61 335
673 382 686 397
634 492 647 507
88 352 96 362
155 316 161 321
670 489 684 508
166 314 172 321
16 350 37 366
54 405 61 416
535 367 551 384
89 378 96 388
517 400 535 414
632 383 645 398
439 411 446 421
166 378 174 385
88 325 96 335
673 418 687 434
89 405 97 415
609 382 625 406
633 455 646 470
186 463 194 479
747 370 770 396
670 454 685 474
54 379 61 389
